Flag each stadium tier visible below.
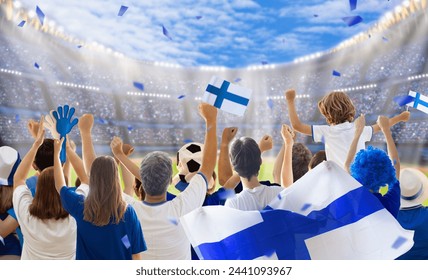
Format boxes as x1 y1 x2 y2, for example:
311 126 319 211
0 1 428 164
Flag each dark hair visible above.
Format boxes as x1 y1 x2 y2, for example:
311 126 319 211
292 143 312 182
133 178 145 201
29 167 69 220
308 150 326 170
230 137 261 181
34 139 54 172
0 185 13 213
318 91 356 125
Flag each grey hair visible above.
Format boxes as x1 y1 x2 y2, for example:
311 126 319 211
139 151 172 196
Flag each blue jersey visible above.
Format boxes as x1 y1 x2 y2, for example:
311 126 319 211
0 211 21 256
60 187 147 260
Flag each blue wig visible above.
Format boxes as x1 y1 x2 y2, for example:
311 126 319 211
350 146 397 193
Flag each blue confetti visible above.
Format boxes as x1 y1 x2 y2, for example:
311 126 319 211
127 125 133 131
178 95 186 99
277 193 282 200
121 235 131 249
77 45 83 48
382 36 389 42
393 95 415 106
195 16 203 20
392 236 407 249
217 189 236 200
234 78 242 83
118 5 128 16
162 25 172 40
332 70 341 77
34 62 40 69
36 6 45 26
349 0 357 11
183 139 193 144
342 15 363 27
17 20 26 27
133 81 144 91
313 14 319 17
261 61 268 65
267 98 274 110
167 217 179 226
300 203 312 212
96 117 109 125
15 114 20 123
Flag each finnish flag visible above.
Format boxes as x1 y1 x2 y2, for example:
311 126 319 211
203 76 252 116
407 90 428 114
180 161 414 260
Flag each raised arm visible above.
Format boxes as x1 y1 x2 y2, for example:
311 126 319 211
272 144 285 184
218 127 238 185
14 117 45 189
198 103 218 180
111 137 141 182
120 144 136 196
281 125 294 187
345 114 365 173
53 138 66 193
66 138 89 185
78 114 96 175
285 89 312 135
371 111 410 134
377 116 400 180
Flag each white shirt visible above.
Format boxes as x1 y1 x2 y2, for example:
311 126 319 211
312 122 373 169
123 173 207 260
13 185 77 260
225 184 283 211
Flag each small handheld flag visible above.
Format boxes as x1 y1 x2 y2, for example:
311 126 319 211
17 20 26 27
406 90 428 114
342 15 363 27
203 76 252 116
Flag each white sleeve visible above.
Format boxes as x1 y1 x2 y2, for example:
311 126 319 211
361 126 373 142
75 184 90 197
312 125 329 143
172 173 207 217
12 185 32 223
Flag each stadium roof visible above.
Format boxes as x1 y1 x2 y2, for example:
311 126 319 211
11 0 425 68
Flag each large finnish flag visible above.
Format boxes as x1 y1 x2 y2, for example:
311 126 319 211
203 76 252 116
407 90 428 114
180 161 414 260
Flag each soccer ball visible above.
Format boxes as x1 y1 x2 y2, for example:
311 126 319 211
176 142 204 175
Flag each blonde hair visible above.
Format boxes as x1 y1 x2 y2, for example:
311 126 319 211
318 91 356 125
84 156 126 226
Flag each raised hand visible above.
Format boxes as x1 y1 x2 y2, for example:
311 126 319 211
34 116 45 148
258 135 273 152
221 127 238 145
53 105 79 163
44 110 60 139
377 115 390 132
354 114 365 136
398 111 410 122
198 103 217 123
110 136 124 157
285 89 296 102
281 124 294 145
78 114 94 134
27 119 40 139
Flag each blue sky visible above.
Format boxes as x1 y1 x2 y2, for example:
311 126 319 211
18 0 404 68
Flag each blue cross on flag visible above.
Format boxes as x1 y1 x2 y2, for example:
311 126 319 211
407 90 428 114
203 76 252 116
180 161 414 260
